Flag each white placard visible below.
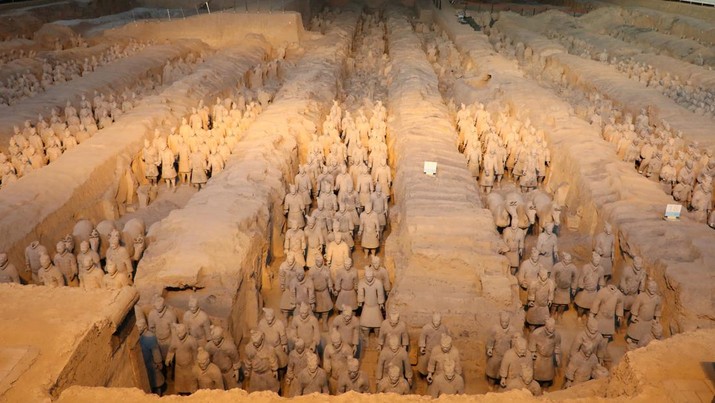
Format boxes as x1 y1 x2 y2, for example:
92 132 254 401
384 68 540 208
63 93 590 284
424 161 437 176
664 204 682 220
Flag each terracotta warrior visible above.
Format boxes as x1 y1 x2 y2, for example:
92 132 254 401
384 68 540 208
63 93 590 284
289 302 321 353
526 267 554 330
106 230 133 281
38 253 64 287
528 317 561 387
157 140 176 190
590 284 624 341
147 296 178 359
480 148 498 194
427 334 462 386
333 258 358 312
570 316 606 366
190 149 208 190
378 308 409 352
417 312 450 377
517 248 543 304
574 252 605 320
331 305 360 354
630 321 664 350
103 261 131 289
619 256 646 320
295 165 313 205
53 241 78 287
285 337 309 397
284 221 307 268
563 341 599 389
279 254 298 317
535 223 558 270
0 252 20 284
25 240 49 284
290 267 314 309
323 329 353 394
626 279 662 347
165 323 199 395
551 252 577 320
257 308 289 370
205 325 240 389
337 357 370 394
78 255 103 290
142 139 159 185
428 358 465 397
89 229 100 253
304 216 325 268
357 267 385 344
504 363 541 396
377 333 413 386
371 183 389 231
193 347 225 390
308 255 333 329
370 255 391 299
325 232 351 273
294 353 329 396
376 364 410 395
358 203 381 257
485 311 514 386
244 329 279 393
136 316 165 394
284 184 306 229
334 196 355 231
503 220 525 275
76 241 100 268
183 296 212 346
499 336 532 389
593 223 615 280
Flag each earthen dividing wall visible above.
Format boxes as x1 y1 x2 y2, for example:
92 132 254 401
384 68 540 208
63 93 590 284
129 0 325 26
104 11 305 49
433 4 715 333
0 285 144 401
134 10 359 345
383 8 514 385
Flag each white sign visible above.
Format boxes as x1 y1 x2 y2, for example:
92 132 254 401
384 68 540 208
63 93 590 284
664 204 682 220
424 161 437 176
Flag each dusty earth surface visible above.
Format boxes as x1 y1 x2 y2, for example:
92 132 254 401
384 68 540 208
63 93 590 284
0 0 714 401
0 285 142 402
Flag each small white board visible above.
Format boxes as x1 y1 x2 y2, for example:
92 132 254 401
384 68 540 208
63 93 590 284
664 204 682 221
424 161 437 176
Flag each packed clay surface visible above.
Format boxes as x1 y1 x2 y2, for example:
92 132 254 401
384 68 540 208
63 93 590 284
0 284 142 401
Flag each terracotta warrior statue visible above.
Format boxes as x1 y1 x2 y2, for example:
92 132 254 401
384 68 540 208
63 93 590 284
357 267 385 345
336 357 370 394
417 312 450 377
